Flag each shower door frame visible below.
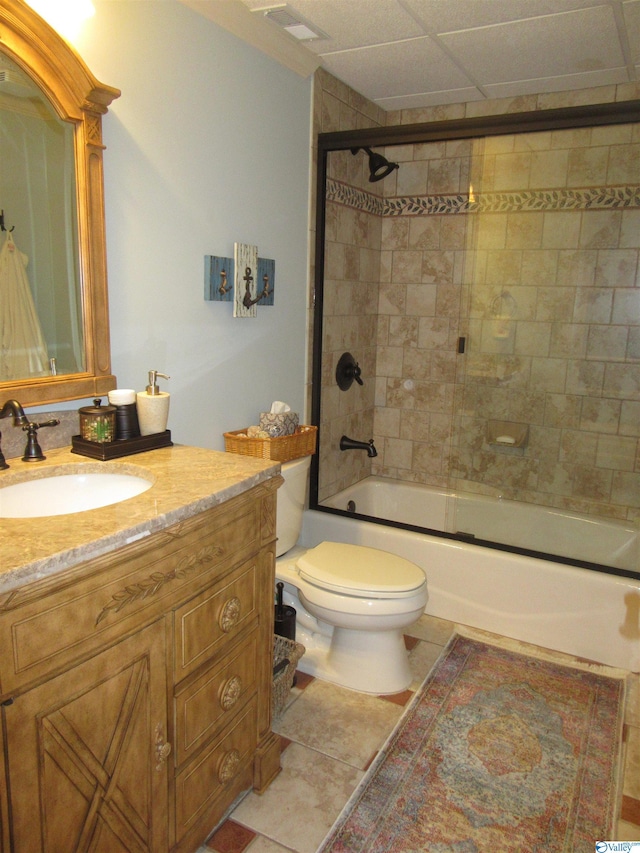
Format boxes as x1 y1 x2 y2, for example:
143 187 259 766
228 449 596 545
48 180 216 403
311 98 640 580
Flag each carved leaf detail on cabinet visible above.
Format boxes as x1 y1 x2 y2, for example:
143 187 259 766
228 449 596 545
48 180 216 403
96 544 223 625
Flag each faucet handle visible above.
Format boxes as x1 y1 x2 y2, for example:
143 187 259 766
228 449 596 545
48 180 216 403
21 419 60 462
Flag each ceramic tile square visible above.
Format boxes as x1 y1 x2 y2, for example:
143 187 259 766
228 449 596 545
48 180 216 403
617 818 640 841
611 471 640 508
409 640 449 688
608 144 640 183
405 613 455 646
231 743 362 853
579 209 622 249
273 679 404 770
623 725 640 800
206 820 255 852
621 795 640 828
485 249 522 285
542 212 581 248
605 362 640 399
595 434 637 471
240 838 293 853
427 157 463 194
493 152 531 191
626 674 640 727
595 249 638 288
586 325 629 360
530 148 570 187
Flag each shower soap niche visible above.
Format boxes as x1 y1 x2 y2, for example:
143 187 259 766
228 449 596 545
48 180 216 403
487 420 528 449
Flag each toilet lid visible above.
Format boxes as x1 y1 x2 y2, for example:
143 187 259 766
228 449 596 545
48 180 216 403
296 541 425 595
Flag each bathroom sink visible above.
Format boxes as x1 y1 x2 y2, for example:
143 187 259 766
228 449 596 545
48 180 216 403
0 470 153 518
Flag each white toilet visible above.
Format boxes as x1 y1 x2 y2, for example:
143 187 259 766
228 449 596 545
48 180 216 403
275 456 428 694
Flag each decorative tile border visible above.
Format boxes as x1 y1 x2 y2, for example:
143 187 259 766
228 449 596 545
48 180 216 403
327 178 640 217
326 179 384 216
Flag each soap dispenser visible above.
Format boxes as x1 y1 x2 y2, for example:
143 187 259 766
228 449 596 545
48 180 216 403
136 370 170 436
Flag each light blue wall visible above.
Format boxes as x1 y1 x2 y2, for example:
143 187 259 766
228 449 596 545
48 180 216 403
70 0 311 449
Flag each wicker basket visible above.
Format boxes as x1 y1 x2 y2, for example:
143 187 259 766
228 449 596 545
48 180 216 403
224 425 317 463
272 635 305 719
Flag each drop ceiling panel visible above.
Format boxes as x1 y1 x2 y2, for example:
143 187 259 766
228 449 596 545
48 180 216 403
439 7 625 86
321 36 474 102
377 87 485 111
401 0 610 33
483 66 629 100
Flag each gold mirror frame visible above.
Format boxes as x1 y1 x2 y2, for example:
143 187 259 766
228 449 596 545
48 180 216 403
0 0 120 408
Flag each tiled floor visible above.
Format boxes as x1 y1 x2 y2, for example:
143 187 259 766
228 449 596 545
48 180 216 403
198 616 640 853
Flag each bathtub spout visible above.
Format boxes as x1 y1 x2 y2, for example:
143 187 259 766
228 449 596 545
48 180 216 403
340 435 377 457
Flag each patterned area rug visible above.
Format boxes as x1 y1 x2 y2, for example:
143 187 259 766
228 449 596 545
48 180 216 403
318 634 626 853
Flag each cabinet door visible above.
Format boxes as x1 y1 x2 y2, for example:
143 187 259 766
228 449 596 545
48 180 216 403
3 620 169 853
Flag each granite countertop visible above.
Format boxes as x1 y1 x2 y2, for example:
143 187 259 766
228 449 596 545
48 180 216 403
0 444 280 595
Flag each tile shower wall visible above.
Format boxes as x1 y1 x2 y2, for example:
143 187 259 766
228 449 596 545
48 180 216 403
319 153 382 500
313 71 640 520
372 124 640 521
312 69 386 502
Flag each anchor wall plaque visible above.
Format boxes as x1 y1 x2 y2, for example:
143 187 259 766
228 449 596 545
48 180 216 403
204 248 275 310
234 242 258 318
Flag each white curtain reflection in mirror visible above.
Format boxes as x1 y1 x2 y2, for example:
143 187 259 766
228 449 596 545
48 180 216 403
0 54 84 381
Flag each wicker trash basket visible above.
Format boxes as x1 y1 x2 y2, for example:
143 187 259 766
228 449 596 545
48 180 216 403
272 635 305 719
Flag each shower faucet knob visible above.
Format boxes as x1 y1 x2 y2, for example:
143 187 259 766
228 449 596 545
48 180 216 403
336 352 363 391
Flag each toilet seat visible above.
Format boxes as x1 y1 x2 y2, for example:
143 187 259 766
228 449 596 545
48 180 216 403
296 541 426 599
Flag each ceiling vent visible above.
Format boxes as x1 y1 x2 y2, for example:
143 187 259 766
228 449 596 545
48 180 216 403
260 5 328 41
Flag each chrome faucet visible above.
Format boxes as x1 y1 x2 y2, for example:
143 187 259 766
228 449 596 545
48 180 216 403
340 435 378 457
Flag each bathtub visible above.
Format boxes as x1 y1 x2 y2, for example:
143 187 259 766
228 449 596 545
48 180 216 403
321 476 639 572
306 477 640 673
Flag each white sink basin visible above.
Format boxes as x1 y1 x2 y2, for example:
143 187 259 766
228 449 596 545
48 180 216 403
0 470 153 518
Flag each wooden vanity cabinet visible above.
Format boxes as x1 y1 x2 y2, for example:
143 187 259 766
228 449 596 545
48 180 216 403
0 477 282 853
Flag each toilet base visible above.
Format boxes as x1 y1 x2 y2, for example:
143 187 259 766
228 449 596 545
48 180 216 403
275 570 422 695
296 623 413 695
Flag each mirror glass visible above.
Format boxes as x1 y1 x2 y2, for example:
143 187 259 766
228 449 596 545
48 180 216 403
0 53 83 382
0 0 119 409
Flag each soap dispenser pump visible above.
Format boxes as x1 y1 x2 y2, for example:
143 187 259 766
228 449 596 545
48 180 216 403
136 370 170 436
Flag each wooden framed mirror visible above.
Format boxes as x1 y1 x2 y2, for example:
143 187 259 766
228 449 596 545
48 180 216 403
0 0 119 407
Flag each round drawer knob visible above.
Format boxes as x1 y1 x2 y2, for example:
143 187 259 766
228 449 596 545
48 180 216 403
219 675 242 710
218 748 241 784
219 596 241 632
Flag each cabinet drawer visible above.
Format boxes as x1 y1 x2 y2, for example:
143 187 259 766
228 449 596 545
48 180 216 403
174 700 257 842
174 632 257 768
173 559 257 683
0 494 260 695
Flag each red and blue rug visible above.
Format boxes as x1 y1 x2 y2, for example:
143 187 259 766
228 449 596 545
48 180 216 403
318 634 626 852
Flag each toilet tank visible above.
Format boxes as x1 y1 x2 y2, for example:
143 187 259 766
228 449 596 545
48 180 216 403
276 455 311 557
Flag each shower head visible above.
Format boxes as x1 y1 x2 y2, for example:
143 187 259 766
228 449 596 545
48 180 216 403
351 146 399 183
